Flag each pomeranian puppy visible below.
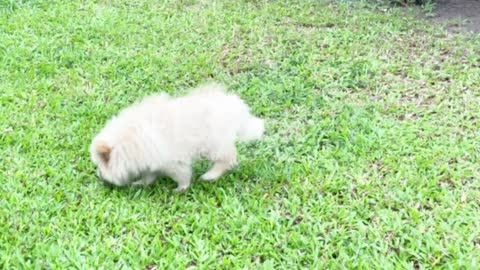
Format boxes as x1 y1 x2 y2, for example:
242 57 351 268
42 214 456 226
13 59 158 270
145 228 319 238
90 83 264 192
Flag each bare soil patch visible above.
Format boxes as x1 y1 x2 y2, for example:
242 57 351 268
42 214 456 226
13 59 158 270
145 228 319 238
431 0 480 33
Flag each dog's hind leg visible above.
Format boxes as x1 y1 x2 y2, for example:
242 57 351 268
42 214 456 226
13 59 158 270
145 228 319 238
201 146 237 182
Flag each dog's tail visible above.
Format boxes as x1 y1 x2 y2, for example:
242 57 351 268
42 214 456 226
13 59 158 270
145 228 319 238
238 116 265 142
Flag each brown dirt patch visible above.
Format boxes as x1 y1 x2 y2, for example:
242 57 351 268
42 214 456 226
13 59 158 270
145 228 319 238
431 0 480 33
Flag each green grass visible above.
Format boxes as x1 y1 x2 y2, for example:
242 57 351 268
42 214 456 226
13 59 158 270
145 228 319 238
1 0 480 268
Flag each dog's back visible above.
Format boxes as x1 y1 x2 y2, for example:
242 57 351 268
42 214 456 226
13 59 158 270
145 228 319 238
175 83 263 140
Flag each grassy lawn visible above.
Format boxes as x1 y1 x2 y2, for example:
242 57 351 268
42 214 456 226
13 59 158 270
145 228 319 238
1 0 480 268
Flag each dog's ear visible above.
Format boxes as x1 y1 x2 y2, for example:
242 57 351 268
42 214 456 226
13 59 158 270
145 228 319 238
95 141 112 164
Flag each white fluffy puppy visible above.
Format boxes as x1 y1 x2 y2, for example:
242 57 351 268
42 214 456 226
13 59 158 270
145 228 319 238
90 83 264 192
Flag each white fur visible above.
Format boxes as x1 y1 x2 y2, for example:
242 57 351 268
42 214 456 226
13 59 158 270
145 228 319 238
90 83 264 192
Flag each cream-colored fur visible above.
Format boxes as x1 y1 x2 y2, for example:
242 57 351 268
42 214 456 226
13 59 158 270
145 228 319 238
90 83 264 192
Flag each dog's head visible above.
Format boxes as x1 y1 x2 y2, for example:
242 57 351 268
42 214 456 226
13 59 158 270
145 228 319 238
90 135 142 186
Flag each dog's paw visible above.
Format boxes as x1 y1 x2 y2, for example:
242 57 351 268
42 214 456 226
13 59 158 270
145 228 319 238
132 175 156 187
174 185 189 193
132 180 146 187
200 171 221 182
